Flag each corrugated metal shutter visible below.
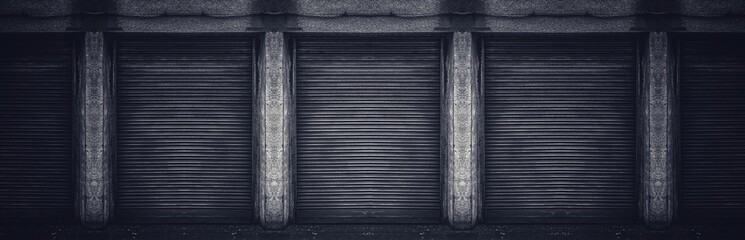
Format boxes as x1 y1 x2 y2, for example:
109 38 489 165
483 35 638 223
294 36 442 223
0 34 74 223
115 35 254 223
679 34 745 223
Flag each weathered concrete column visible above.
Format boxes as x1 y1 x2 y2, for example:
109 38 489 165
641 32 675 230
444 32 481 230
257 32 292 229
77 32 113 229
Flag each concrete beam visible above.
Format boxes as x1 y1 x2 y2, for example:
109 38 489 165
641 32 675 230
256 31 293 229
76 31 113 229
444 32 481 230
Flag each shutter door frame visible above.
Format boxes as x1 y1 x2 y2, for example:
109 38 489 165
112 33 257 224
676 33 745 224
291 34 446 224
480 33 642 224
0 33 76 223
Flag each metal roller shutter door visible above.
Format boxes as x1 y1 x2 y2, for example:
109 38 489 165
115 35 254 223
679 34 745 223
294 36 443 223
0 34 74 223
483 35 639 223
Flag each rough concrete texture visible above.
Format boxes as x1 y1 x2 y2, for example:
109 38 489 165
1 224 745 240
679 0 745 16
1 0 745 32
445 32 480 230
114 0 259 17
77 31 112 230
256 32 292 229
641 32 675 230
2 0 743 17
0 0 76 16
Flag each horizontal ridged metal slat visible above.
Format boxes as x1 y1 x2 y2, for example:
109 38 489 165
294 36 443 223
115 35 254 223
0 34 74 223
483 35 639 223
679 34 745 223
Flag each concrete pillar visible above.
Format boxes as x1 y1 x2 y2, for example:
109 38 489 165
641 32 676 229
257 32 293 229
444 32 481 230
76 31 113 229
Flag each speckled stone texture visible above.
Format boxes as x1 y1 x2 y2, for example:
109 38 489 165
641 32 675 230
77 31 113 229
2 224 745 240
445 32 481 230
2 0 745 32
257 32 292 230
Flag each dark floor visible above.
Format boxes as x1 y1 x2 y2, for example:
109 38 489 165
2 224 745 240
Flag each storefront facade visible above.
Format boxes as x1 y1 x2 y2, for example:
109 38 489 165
1 1 744 239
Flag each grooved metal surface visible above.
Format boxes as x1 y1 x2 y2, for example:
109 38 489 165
0 35 74 223
483 35 638 223
115 35 254 223
294 36 442 223
679 35 745 223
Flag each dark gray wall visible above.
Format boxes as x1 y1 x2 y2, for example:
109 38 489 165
1 0 745 32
